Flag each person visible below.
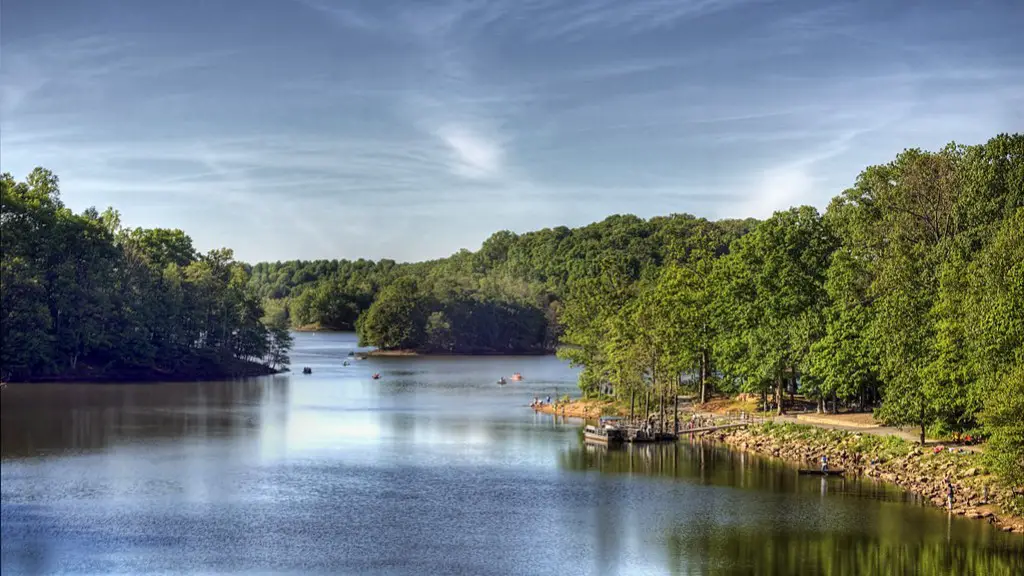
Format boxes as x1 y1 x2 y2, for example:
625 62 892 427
820 455 829 473
545 395 551 404
946 477 955 510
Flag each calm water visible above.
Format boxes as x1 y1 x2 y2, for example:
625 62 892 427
2 332 1021 575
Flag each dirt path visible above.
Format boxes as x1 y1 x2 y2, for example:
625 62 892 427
770 413 984 452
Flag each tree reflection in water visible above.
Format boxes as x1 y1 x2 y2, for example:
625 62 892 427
0 376 291 459
560 439 1023 576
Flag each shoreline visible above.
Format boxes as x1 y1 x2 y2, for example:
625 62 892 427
2 360 283 385
360 349 556 358
292 324 354 333
711 423 1024 534
534 398 1023 534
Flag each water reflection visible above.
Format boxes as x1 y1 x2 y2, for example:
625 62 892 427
2 332 1021 575
1 377 291 459
560 440 1024 576
665 521 1023 576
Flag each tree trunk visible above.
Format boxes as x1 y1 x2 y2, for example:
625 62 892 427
630 388 635 422
674 389 679 434
775 373 784 415
789 372 795 406
660 389 666 433
817 396 824 414
699 349 709 404
919 401 927 445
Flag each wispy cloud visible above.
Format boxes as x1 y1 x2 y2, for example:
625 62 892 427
434 125 504 180
3 0 1021 261
526 0 762 40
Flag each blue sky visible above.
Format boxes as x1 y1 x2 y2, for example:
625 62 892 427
2 0 1022 263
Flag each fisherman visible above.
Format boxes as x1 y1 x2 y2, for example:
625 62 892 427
946 477 956 510
820 455 829 473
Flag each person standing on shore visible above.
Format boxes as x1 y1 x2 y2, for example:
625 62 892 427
945 477 956 510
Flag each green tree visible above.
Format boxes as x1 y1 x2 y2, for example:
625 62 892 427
357 277 428 350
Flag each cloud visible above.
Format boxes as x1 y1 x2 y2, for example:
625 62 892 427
4 0 1021 262
435 124 504 180
526 0 761 40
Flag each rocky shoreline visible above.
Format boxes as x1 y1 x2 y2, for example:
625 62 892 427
710 422 1024 534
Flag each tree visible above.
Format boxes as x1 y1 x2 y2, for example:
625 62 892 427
356 277 427 350
711 207 836 415
0 168 290 382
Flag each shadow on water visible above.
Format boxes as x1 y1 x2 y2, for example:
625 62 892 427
560 439 1024 576
0 377 292 460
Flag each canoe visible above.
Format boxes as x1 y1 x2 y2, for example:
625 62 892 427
798 469 845 476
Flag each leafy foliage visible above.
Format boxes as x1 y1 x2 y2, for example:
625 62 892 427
1 169 289 381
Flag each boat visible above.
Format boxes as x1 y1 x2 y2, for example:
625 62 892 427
497 377 507 385
583 417 626 445
510 372 523 381
302 367 312 375
798 469 845 476
343 361 350 367
372 373 381 380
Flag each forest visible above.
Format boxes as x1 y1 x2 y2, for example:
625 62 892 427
2 133 1021 485
248 133 1023 485
1 170 292 383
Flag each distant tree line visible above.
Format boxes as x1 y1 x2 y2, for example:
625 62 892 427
1 169 292 382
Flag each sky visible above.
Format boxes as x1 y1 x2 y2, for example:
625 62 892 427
2 0 1022 263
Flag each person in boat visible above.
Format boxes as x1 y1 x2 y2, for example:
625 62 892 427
820 455 829 473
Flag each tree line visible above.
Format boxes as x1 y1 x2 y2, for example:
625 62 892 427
554 133 1021 487
1 169 292 382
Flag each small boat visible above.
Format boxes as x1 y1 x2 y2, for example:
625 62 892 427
584 423 625 445
798 469 845 476
510 372 523 381
347 351 355 357
343 361 350 367
497 377 507 385
302 367 312 375
372 373 381 380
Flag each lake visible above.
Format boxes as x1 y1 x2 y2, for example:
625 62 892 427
2 332 1021 575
